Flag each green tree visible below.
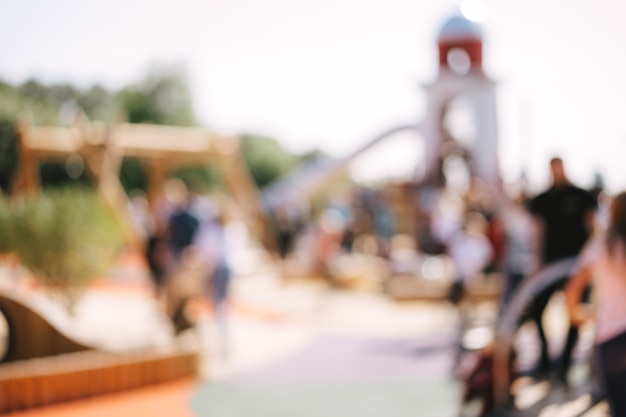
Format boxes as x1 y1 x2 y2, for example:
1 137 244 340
117 65 196 126
0 69 307 195
173 165 221 194
118 158 148 194
76 84 118 121
0 78 122 192
0 79 61 192
240 134 298 188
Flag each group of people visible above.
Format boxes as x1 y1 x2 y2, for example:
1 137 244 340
497 157 625 416
270 187 397 277
139 162 626 414
439 157 626 416
133 179 233 351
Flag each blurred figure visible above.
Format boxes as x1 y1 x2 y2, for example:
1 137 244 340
447 210 493 375
127 190 163 292
145 179 191 296
526 157 597 379
529 157 596 264
447 210 494 305
591 173 610 233
500 193 536 305
566 191 626 416
193 201 233 356
313 208 346 275
165 183 199 263
463 178 504 274
274 205 296 261
128 190 155 242
431 188 465 251
162 180 202 334
372 190 395 259
272 199 308 279
274 201 302 251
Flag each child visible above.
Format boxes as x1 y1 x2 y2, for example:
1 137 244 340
566 191 626 416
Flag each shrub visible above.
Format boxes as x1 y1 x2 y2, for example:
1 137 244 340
0 188 125 312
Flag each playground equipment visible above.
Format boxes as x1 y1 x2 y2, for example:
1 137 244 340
0 288 91 363
0 284 198 413
264 10 502 208
0 117 264 411
12 115 266 248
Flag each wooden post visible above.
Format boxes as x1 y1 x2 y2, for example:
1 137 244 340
100 151 144 250
216 137 276 251
14 116 40 196
146 160 169 214
80 124 144 250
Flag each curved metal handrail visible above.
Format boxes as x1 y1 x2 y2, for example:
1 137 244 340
491 256 579 407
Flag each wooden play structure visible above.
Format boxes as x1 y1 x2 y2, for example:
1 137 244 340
0 286 198 413
12 115 266 248
0 117 261 411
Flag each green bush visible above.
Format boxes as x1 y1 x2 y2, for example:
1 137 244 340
0 188 125 312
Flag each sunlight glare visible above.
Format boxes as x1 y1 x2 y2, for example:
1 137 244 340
460 0 487 23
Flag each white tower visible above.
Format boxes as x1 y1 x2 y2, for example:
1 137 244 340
420 13 500 190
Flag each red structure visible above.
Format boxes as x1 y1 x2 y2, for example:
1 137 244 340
420 12 500 190
437 14 484 73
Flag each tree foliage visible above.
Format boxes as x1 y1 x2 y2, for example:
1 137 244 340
0 67 307 194
0 65 200 192
117 66 196 126
240 134 299 188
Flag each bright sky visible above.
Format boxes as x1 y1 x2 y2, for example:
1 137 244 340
2 0 626 193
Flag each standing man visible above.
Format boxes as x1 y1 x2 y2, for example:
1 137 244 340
527 157 597 381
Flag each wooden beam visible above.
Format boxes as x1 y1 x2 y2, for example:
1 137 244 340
20 126 83 157
111 123 215 159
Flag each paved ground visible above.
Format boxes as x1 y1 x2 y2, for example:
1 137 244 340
3 245 606 416
0 244 606 417
2 246 466 417
190 263 463 417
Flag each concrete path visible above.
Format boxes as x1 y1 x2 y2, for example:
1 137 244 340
1 248 463 417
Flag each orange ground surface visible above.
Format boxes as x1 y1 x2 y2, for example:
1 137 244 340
5 378 198 417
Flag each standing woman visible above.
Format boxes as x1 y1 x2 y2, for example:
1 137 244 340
566 191 626 416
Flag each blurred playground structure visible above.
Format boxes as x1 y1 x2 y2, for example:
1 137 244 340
12 116 268 249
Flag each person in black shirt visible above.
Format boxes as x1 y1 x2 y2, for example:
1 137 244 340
529 158 597 263
527 157 597 381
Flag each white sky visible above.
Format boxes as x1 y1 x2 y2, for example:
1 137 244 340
2 0 626 193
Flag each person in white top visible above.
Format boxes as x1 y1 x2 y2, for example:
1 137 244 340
566 191 626 416
192 199 233 355
447 210 494 303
